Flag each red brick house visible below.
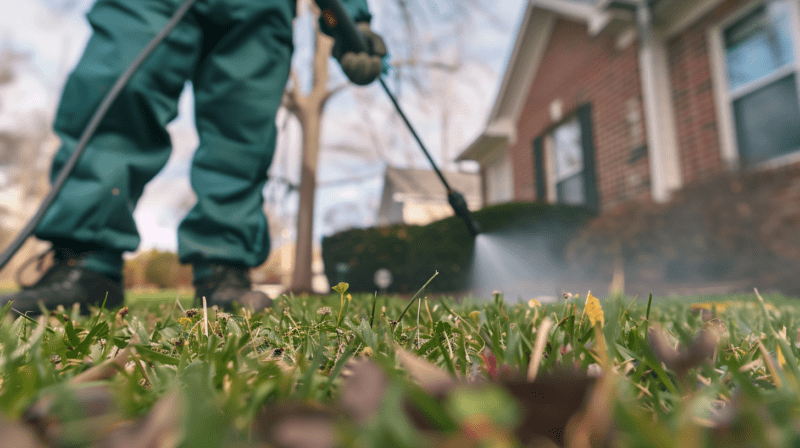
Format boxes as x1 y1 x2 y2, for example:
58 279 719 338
459 0 800 211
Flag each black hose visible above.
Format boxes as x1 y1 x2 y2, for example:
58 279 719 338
0 0 197 272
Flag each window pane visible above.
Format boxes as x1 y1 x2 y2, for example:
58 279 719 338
557 173 584 205
552 117 583 180
724 0 795 90
733 74 800 165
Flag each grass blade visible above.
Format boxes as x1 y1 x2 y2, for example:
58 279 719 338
396 271 439 324
370 291 377 328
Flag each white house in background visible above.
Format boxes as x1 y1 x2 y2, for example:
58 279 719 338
376 166 482 226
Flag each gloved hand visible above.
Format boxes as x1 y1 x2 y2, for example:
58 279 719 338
333 23 387 86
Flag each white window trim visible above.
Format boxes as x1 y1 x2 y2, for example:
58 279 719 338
543 117 584 205
707 0 800 171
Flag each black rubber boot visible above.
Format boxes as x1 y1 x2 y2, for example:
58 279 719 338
193 263 273 311
0 249 124 315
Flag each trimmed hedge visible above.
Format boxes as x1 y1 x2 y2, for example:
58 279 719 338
321 202 596 293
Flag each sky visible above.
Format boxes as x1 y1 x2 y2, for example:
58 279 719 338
0 0 528 255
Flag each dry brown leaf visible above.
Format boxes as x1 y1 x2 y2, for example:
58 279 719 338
504 372 595 446
565 373 614 448
0 414 46 448
94 390 184 448
23 384 119 447
251 403 338 448
340 359 388 424
648 325 719 378
395 346 456 395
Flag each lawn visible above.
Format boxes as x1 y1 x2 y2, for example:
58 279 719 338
0 277 798 447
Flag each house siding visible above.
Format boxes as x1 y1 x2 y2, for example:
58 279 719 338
513 18 652 210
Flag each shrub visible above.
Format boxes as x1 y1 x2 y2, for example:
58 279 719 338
322 202 596 293
137 250 192 289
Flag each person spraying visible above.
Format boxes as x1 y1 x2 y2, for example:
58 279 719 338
0 0 386 314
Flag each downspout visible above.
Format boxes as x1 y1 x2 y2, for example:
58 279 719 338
635 0 683 202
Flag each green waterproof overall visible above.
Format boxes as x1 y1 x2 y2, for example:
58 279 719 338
36 0 370 279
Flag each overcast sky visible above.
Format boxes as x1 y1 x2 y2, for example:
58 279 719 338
0 0 527 254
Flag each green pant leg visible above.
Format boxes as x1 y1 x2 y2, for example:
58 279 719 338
177 1 294 268
36 0 202 270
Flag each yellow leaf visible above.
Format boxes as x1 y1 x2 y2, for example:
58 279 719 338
778 345 787 367
469 311 481 323
584 291 604 328
690 302 727 313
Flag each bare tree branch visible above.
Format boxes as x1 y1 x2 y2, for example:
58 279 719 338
322 83 349 105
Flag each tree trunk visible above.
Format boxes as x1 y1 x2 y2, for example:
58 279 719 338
289 109 321 293
285 17 339 294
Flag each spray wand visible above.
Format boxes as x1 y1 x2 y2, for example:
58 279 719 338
315 0 482 237
0 0 479 275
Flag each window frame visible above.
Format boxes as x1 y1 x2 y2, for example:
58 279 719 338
533 103 598 209
708 0 800 170
544 116 585 205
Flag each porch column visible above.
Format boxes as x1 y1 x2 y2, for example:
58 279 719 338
637 3 683 202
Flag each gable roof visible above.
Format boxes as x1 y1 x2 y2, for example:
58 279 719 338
457 0 624 162
383 166 481 204
458 0 717 162
456 0 727 205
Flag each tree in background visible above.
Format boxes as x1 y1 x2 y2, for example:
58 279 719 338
0 46 58 284
280 0 505 293
281 0 347 293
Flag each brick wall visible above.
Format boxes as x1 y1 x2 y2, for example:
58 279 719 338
511 19 651 210
515 1 797 211
666 0 758 184
566 162 800 296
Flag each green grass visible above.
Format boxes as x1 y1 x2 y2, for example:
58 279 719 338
1 282 799 447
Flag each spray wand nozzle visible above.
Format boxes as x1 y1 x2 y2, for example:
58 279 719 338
448 190 482 237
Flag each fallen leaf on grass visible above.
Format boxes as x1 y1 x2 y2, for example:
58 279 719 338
582 291 604 327
395 346 456 395
23 383 119 447
504 373 596 446
341 359 389 425
94 390 184 448
396 344 600 446
565 373 613 448
648 325 721 379
23 383 185 448
0 414 45 448
251 403 338 448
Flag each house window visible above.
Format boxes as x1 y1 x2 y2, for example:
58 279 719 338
546 117 585 205
722 0 800 166
533 104 598 209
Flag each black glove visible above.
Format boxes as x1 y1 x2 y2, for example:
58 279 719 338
333 23 387 86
